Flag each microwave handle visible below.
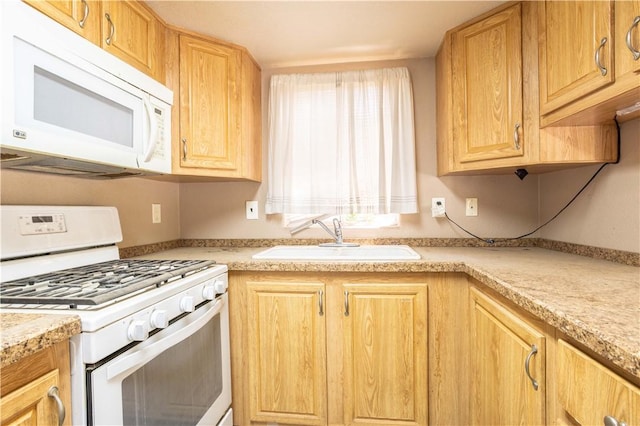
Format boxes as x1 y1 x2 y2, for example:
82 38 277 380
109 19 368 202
141 96 158 163
106 297 225 380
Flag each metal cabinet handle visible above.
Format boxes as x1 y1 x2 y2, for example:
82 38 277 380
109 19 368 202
182 138 187 161
47 386 66 426
105 13 115 45
318 290 324 316
343 290 349 316
604 415 628 426
513 123 521 150
524 344 539 391
594 37 608 76
79 0 89 28
626 16 640 61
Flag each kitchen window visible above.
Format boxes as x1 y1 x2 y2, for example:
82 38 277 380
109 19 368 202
265 67 418 221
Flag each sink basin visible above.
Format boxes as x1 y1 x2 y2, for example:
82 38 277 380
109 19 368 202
252 245 421 261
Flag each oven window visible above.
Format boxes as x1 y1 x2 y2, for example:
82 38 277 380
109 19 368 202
121 315 223 425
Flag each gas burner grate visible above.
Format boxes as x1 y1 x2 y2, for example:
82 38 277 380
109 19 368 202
0 259 215 307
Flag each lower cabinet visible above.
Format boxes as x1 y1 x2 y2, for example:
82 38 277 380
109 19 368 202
246 280 327 425
231 271 640 426
342 282 428 425
0 340 71 426
556 339 640 426
469 286 547 425
230 272 430 426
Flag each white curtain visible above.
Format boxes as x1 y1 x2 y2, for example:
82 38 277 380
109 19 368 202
265 67 418 215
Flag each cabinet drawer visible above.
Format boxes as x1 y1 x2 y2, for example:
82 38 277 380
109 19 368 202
557 339 640 426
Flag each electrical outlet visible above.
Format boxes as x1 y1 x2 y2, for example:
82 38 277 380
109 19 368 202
152 204 161 224
466 198 478 216
246 201 259 220
431 198 445 218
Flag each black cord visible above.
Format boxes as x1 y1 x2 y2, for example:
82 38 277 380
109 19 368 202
445 116 622 244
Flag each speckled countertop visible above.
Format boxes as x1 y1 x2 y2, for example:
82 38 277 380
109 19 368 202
0 313 81 368
136 245 640 381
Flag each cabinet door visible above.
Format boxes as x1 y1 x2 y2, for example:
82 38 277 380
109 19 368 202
557 339 640 426
101 0 162 79
342 283 428 426
246 281 327 425
539 1 615 114
452 4 524 164
0 369 62 426
470 288 545 426
616 0 640 77
23 0 101 45
179 35 241 172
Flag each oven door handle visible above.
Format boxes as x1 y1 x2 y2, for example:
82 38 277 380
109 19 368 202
106 297 225 380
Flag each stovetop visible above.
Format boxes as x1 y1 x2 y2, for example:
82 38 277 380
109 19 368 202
0 259 215 308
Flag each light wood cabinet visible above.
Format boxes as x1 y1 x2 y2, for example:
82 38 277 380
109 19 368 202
230 272 430 426
101 0 164 82
24 0 164 82
437 2 617 176
538 1 614 116
539 0 640 126
0 341 72 426
246 280 327 425
469 286 546 425
342 282 428 426
23 0 101 44
556 339 640 426
451 4 524 164
166 31 261 181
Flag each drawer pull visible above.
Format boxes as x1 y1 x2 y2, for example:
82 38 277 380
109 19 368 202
626 16 640 60
47 386 66 426
318 290 324 316
344 290 349 316
79 0 89 28
594 37 608 76
105 13 115 45
603 415 627 426
524 344 539 391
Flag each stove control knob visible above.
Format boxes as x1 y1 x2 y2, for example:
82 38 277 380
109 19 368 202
202 285 216 301
180 295 195 313
127 320 149 341
213 279 227 294
150 310 169 329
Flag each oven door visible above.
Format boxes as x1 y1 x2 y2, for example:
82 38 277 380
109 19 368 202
88 294 231 426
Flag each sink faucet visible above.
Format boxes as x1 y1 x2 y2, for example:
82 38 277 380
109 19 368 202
313 218 359 247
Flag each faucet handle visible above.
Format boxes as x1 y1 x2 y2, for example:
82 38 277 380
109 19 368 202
332 218 343 242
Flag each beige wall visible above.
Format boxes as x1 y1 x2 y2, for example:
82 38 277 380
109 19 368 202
538 119 640 253
0 171 181 248
179 57 540 241
1 57 637 252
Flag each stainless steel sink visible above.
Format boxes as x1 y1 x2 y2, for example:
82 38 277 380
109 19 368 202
252 245 421 261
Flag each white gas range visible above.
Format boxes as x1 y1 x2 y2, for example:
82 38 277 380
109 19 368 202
0 205 232 426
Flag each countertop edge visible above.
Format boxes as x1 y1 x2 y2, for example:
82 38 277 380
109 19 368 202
0 313 81 368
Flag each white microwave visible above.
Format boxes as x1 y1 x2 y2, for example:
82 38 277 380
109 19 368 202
0 1 173 178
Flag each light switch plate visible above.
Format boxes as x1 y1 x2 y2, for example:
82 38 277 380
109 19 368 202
152 204 161 223
466 198 478 216
246 201 259 220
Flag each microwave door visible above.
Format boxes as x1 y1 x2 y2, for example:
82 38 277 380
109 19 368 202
10 36 144 170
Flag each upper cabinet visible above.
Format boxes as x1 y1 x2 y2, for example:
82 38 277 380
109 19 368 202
23 0 165 83
450 4 524 164
101 0 164 82
23 0 101 44
539 1 614 115
166 30 262 181
539 0 640 126
437 2 618 176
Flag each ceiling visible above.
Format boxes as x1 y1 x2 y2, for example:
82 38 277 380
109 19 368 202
145 1 505 69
